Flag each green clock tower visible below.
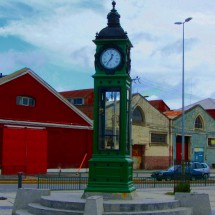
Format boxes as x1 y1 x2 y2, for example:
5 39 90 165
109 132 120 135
84 1 136 199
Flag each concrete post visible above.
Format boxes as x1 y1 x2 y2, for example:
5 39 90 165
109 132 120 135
17 172 23 189
84 196 103 215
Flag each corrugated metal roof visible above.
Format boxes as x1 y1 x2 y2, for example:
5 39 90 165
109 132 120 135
184 98 215 110
164 110 182 119
60 89 94 120
60 89 94 98
149 100 171 112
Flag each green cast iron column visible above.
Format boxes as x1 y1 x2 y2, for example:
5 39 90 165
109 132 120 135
84 1 135 195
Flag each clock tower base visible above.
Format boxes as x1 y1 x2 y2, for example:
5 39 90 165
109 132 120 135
83 156 136 196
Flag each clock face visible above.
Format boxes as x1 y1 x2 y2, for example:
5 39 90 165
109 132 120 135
100 48 122 70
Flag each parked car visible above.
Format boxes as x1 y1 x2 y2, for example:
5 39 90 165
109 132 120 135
192 162 210 178
151 164 204 181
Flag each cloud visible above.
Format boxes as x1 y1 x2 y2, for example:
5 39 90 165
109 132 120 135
0 1 105 71
0 50 46 73
70 46 94 69
131 32 158 42
0 0 214 110
0 1 42 22
151 38 199 57
0 35 35 52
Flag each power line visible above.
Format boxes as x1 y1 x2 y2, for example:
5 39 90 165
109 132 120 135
132 75 202 101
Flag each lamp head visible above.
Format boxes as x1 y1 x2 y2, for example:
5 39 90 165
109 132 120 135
175 22 182 25
185 17 192 22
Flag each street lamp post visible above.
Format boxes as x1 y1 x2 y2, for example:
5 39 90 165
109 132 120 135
175 17 192 162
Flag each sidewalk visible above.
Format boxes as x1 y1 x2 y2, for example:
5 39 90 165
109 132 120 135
0 192 15 215
1 187 215 215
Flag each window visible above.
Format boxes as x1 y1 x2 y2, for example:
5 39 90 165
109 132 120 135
151 133 167 145
16 96 35 107
132 107 144 125
201 163 207 168
195 115 204 129
98 87 120 150
126 89 131 153
208 138 215 147
68 98 84 105
192 162 202 169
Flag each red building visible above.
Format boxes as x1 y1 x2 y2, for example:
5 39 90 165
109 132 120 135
149 100 171 112
0 68 93 175
60 89 94 120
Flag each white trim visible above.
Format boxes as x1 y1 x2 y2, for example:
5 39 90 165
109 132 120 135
0 119 93 130
5 125 45 130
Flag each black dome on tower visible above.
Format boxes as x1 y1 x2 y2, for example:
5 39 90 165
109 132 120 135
96 1 128 39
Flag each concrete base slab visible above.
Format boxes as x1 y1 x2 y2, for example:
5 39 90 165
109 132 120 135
175 192 211 215
13 189 193 215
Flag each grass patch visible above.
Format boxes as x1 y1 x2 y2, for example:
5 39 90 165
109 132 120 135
165 192 175 195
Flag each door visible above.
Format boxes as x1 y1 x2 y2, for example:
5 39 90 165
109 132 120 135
176 136 189 161
132 145 143 169
194 148 204 162
2 126 47 175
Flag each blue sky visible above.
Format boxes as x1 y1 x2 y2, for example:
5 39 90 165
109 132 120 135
0 0 214 109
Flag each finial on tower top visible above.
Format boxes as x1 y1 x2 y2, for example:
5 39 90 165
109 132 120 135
112 1 116 10
95 0 129 39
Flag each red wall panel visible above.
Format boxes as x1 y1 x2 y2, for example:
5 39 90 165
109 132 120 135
207 110 215 120
25 128 47 174
2 127 47 175
0 127 3 168
47 127 92 169
2 127 26 174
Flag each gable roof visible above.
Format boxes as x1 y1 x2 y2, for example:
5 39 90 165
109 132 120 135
184 98 215 110
0 67 93 127
149 99 171 112
60 89 93 98
60 89 94 120
74 105 93 120
164 110 182 119
165 104 214 120
0 68 29 84
132 93 170 120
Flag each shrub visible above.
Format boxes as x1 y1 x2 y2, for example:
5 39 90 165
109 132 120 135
174 182 191 193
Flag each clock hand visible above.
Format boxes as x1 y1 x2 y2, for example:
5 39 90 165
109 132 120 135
106 54 113 65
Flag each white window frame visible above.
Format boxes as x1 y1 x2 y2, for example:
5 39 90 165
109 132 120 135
16 96 35 107
68 98 84 105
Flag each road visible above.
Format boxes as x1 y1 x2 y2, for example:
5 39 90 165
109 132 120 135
0 184 37 193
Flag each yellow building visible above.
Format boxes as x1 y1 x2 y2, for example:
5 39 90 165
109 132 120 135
131 94 172 169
